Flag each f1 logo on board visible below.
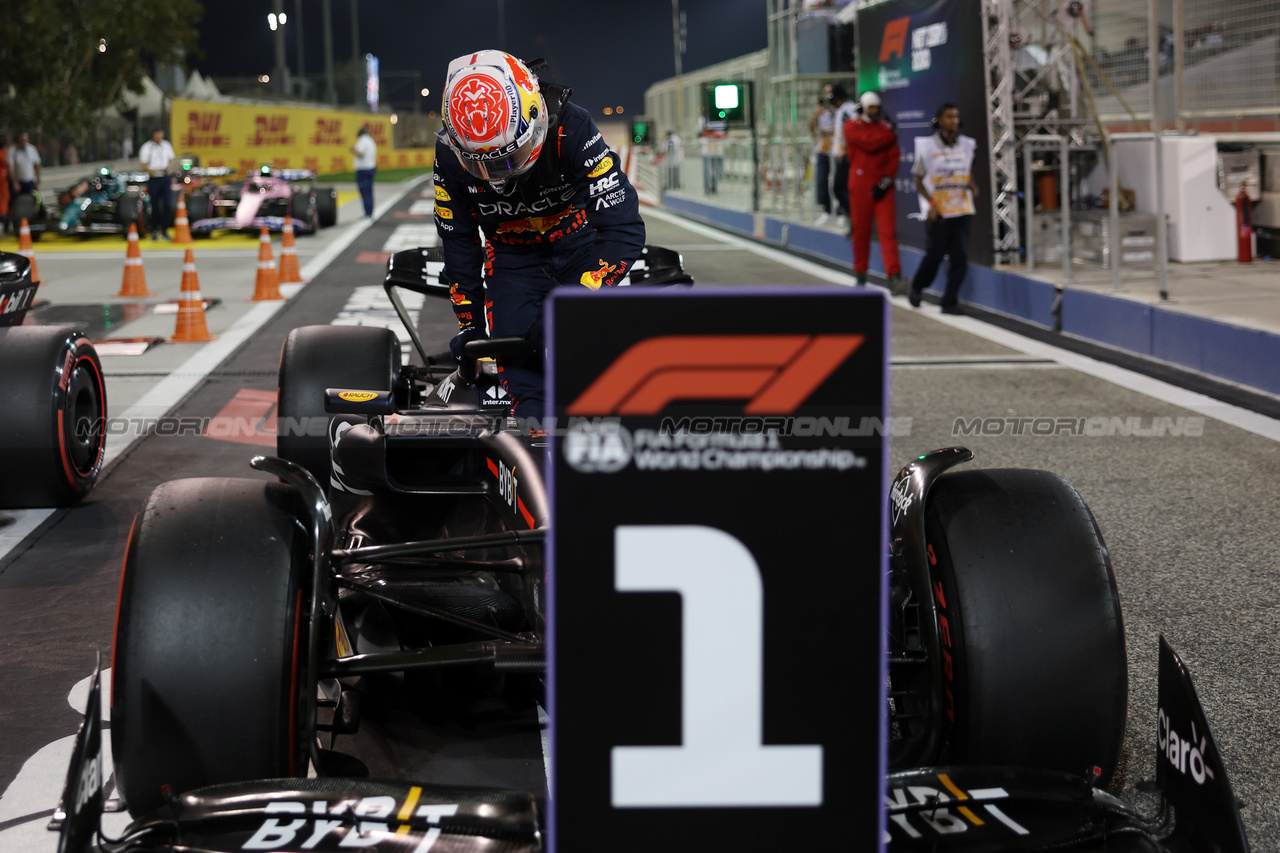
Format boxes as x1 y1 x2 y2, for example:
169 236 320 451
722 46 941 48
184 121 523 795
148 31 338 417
566 334 864 416
880 16 910 62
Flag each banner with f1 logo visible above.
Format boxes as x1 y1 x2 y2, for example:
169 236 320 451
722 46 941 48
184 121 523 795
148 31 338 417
547 288 888 851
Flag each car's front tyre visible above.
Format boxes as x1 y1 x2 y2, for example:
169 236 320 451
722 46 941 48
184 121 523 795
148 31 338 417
111 477 310 816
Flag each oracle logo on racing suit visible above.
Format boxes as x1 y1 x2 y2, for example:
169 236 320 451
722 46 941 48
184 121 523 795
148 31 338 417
1159 708 1216 785
241 796 459 850
478 188 575 219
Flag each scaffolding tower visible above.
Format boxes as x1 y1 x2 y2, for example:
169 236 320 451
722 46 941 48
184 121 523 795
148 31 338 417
983 0 1095 263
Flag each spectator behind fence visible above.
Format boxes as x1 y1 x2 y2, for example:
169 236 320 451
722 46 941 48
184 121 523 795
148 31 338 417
700 126 724 195
662 128 682 191
908 103 979 315
810 93 835 225
826 83 857 234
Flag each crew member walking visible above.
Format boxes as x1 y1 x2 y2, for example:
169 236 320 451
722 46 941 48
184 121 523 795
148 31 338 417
908 103 979 314
138 128 175 240
826 84 857 232
352 125 378 219
844 91 902 287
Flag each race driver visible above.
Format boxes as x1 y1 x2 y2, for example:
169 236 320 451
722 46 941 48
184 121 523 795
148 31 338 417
434 50 645 422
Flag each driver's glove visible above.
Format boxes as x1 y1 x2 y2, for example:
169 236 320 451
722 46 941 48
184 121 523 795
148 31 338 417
449 327 484 363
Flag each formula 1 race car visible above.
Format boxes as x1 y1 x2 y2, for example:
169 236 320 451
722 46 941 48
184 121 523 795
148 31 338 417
186 166 338 235
74 245 1250 852
0 252 107 507
52 168 151 237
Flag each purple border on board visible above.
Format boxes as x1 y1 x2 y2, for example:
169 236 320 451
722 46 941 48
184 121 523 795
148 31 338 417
544 285 889 852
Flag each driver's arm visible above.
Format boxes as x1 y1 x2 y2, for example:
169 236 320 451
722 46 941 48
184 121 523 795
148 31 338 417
567 108 645 289
433 139 485 334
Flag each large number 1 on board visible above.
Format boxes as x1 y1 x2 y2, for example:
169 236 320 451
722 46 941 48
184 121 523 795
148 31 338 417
610 525 824 807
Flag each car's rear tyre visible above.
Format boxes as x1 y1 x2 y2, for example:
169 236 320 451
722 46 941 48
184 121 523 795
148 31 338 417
185 191 211 234
278 325 400 486
0 327 106 508
315 186 338 227
291 189 319 233
111 477 309 816
118 192 144 237
925 468 1128 783
11 193 40 238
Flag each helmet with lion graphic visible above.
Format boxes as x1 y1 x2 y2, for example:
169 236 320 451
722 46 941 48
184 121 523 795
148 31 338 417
440 50 547 186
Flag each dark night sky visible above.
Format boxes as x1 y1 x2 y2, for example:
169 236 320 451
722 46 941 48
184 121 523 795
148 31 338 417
193 0 768 116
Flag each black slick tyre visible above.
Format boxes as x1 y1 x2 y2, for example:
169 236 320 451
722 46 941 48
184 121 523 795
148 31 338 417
0 327 106 508
11 194 40 238
277 325 400 486
924 468 1128 783
290 190 319 233
111 477 308 816
315 186 338 227
185 191 211 238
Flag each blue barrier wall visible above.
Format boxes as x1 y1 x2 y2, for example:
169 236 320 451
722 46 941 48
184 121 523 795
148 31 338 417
657 194 1280 397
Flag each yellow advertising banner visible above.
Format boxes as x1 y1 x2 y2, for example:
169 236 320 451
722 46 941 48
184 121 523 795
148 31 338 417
170 98 433 175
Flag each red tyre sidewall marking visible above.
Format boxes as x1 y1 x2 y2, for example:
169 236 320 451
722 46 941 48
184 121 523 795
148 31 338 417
55 346 107 489
110 515 139 708
287 587 303 776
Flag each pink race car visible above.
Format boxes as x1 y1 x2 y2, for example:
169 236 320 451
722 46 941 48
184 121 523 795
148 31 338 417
186 167 338 235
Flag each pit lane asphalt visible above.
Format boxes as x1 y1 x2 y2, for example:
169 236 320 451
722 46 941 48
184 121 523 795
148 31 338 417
1 194 1279 850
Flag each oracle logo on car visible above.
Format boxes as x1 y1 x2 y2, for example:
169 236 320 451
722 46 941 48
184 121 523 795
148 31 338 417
565 334 864 416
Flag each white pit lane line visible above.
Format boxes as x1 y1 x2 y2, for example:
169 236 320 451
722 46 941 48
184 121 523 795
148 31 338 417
0 176 429 568
642 206 1280 445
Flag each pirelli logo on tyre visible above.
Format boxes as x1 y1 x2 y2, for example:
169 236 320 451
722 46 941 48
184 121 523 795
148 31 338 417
566 334 864 416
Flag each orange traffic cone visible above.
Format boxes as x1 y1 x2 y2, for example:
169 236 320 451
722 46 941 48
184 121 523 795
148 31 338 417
118 224 152 297
251 226 283 301
277 216 304 284
173 193 193 244
170 249 214 342
17 218 40 285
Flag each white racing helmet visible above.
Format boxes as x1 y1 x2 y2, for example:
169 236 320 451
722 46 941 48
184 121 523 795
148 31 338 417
440 50 548 185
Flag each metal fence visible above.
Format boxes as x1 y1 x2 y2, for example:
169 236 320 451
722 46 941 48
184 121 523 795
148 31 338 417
1088 0 1280 127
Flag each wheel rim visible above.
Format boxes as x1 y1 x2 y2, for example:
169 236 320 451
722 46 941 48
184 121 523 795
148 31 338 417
63 356 106 477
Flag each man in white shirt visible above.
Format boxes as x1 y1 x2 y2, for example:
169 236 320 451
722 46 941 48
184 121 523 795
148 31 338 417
8 131 42 194
826 84 857 231
351 125 377 218
138 128 175 240
907 103 979 314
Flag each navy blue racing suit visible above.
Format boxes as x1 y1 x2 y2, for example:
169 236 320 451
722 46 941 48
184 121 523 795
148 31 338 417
434 96 645 422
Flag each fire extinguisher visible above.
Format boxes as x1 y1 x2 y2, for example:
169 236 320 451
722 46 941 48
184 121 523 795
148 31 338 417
1236 187 1253 264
